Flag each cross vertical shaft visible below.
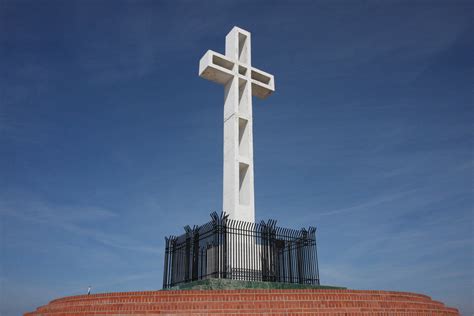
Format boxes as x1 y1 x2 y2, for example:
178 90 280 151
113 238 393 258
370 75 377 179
199 27 275 222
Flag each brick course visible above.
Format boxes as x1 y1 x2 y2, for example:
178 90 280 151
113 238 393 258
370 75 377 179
25 289 459 315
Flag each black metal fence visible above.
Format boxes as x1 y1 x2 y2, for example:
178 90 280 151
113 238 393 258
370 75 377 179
162 212 319 288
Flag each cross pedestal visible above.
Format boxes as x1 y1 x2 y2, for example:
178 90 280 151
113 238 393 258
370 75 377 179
199 26 275 223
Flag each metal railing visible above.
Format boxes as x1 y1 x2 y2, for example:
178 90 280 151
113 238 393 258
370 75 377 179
163 212 319 288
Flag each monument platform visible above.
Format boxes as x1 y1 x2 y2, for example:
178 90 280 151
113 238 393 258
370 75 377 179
25 286 459 315
166 279 344 291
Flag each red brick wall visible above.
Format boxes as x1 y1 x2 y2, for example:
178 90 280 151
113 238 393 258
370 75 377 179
25 289 459 315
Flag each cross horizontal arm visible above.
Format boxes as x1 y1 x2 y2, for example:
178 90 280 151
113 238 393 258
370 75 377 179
199 50 275 99
250 67 275 99
199 50 234 85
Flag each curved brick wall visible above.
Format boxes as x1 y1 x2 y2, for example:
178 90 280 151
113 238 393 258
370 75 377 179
25 289 459 315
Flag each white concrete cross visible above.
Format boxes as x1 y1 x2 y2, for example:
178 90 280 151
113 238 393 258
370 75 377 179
199 26 275 223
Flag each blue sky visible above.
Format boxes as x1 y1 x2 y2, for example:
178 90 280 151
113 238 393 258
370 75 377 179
1 1 472 315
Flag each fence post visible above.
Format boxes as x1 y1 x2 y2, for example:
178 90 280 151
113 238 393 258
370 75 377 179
184 226 192 283
297 229 306 284
210 212 219 279
192 226 199 281
260 221 267 281
163 237 170 288
311 227 320 285
222 213 228 279
169 237 177 287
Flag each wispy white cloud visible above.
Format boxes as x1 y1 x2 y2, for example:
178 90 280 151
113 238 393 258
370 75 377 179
0 195 159 254
313 189 418 218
